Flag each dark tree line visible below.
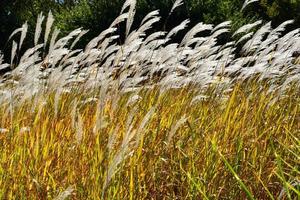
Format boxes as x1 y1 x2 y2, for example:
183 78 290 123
1 0 300 53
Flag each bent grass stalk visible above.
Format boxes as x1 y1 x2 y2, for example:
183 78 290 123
212 139 255 200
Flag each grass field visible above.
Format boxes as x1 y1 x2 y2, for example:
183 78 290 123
0 81 299 199
0 0 300 199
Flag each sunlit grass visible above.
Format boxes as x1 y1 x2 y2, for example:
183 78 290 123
0 81 299 199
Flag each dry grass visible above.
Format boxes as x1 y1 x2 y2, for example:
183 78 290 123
0 81 299 199
0 0 300 199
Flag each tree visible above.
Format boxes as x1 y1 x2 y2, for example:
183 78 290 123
259 0 300 25
0 0 21 59
1 0 300 55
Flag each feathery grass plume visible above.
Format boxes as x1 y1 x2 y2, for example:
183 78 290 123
10 41 18 67
15 44 43 75
45 48 70 69
126 0 137 37
49 28 61 55
34 13 45 46
256 34 279 53
19 22 28 51
242 22 272 54
167 115 187 147
235 32 254 45
166 19 190 40
44 11 54 48
8 27 23 42
143 31 166 45
19 44 44 65
107 125 120 153
170 0 184 14
53 28 82 50
181 23 213 46
242 0 259 11
59 49 81 69
0 63 9 72
85 27 117 51
110 13 129 29
233 20 262 37
126 94 142 106
211 28 230 38
0 128 9 134
70 29 89 50
19 127 30 134
272 20 294 36
93 83 108 135
0 52 3 63
119 0 136 38
212 21 231 32
53 186 74 200
121 0 134 14
277 29 300 51
190 94 208 104
99 42 119 64
239 62 268 79
45 29 82 72
102 109 137 197
97 35 119 53
256 21 294 54
134 106 156 148
136 18 161 36
141 10 160 25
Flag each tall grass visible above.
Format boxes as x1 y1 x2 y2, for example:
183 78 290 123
0 0 299 199
0 83 299 199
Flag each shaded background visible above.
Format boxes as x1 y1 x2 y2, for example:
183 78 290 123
1 0 300 56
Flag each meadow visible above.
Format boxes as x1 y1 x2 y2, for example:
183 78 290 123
0 0 299 199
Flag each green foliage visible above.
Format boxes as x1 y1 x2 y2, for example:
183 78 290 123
1 0 300 51
259 0 300 25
